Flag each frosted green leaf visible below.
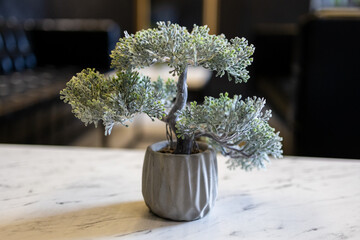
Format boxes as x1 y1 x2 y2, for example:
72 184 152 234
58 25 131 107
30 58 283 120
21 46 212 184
60 22 282 170
60 68 176 135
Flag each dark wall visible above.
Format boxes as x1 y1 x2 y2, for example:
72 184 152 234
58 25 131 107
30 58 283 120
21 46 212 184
0 0 135 32
219 0 309 39
296 15 360 159
0 0 46 19
203 0 309 98
1 0 310 36
151 0 202 29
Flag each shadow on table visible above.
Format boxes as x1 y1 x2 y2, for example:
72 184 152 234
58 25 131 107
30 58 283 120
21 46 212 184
0 201 182 240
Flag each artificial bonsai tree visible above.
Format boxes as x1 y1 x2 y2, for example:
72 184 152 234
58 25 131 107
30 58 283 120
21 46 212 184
60 22 282 170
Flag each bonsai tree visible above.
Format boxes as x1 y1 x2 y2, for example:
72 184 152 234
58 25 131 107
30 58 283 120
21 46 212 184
60 22 282 170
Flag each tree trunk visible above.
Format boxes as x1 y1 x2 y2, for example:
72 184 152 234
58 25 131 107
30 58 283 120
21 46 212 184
165 66 194 154
174 135 194 154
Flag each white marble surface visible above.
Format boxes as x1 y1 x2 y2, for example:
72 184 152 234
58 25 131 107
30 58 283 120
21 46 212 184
0 144 359 240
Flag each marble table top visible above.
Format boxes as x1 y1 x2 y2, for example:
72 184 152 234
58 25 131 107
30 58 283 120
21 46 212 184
0 144 359 240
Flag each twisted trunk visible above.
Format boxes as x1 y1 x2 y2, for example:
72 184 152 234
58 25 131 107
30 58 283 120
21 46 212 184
165 66 194 154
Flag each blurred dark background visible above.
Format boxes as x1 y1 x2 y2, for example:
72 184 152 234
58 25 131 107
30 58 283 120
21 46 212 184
0 0 359 159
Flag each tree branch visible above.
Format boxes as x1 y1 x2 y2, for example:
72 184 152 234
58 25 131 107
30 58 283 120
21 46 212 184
164 66 188 133
196 131 251 158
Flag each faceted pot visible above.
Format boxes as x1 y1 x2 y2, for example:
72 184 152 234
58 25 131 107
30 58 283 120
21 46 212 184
142 141 218 221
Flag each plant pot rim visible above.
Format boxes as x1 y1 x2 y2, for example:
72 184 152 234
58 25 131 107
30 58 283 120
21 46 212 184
147 140 213 157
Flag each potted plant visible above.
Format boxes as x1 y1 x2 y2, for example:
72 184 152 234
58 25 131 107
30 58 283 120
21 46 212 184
60 22 283 221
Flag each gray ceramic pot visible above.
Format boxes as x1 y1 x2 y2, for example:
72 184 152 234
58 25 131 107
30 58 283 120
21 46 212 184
142 141 218 221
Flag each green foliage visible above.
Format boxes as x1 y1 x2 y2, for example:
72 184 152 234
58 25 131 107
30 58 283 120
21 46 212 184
176 93 283 170
111 21 254 83
60 68 177 135
61 22 282 170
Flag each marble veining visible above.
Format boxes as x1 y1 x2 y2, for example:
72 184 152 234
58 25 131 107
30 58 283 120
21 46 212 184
0 144 359 239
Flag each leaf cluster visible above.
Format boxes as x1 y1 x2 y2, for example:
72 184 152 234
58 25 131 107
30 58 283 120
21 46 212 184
176 93 283 170
60 68 177 135
110 22 255 83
